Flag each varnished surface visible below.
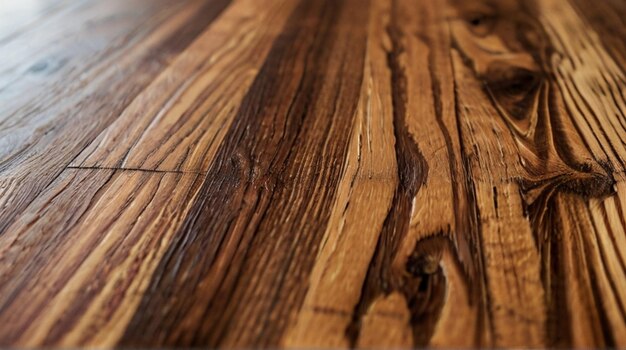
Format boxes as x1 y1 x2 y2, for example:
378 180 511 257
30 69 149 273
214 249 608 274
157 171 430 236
1 0 626 347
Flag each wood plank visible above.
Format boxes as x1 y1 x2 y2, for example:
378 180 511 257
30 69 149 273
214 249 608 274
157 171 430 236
341 0 480 347
119 0 370 346
444 0 625 346
283 0 398 346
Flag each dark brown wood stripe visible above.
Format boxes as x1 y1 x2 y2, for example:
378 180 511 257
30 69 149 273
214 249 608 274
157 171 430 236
119 0 370 346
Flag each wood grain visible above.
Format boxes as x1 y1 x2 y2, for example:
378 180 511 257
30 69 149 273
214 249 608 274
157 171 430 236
0 0 231 233
0 0 625 347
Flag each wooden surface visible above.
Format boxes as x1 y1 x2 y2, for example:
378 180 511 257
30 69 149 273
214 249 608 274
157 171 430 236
1 0 625 347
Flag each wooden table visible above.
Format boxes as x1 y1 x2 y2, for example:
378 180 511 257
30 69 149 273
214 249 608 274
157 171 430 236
1 0 625 347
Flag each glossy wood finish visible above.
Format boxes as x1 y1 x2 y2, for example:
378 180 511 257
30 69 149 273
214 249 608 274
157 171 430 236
1 0 625 347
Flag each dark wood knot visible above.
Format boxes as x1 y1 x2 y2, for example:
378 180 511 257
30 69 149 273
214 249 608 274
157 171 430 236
484 63 543 121
406 253 439 277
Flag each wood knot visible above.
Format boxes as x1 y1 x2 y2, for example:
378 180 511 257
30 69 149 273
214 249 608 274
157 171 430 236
562 170 616 198
406 254 439 277
469 16 483 26
464 12 496 36
483 63 542 121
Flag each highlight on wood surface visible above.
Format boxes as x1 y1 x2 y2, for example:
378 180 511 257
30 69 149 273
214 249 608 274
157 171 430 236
0 0 625 347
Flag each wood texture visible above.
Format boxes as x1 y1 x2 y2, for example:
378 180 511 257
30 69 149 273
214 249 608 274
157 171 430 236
0 0 625 347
